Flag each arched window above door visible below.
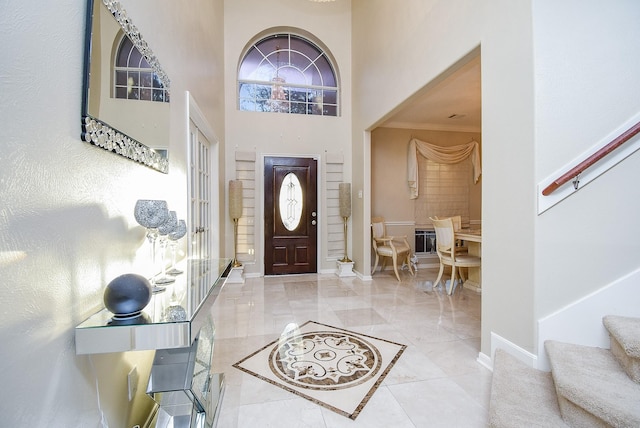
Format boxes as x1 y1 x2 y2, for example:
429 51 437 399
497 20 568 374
238 31 339 116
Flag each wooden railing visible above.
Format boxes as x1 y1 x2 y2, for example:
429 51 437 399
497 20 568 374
542 120 640 196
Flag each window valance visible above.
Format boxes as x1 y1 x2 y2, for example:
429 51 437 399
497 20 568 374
407 138 481 199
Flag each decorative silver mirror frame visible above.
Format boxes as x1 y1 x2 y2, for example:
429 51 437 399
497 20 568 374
82 117 169 172
81 0 170 173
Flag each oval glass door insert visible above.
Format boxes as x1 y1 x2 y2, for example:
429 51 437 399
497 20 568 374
279 172 303 231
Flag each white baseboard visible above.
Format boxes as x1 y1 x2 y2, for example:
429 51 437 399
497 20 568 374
244 272 261 278
417 262 441 269
355 271 372 281
477 351 492 371
241 269 367 279
490 331 538 370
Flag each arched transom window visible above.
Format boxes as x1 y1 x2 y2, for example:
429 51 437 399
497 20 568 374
238 32 338 116
114 35 169 103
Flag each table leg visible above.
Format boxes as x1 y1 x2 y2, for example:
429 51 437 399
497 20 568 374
463 241 481 292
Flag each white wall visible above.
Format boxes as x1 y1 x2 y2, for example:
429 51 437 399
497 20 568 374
223 0 352 275
532 1 640 319
0 0 224 425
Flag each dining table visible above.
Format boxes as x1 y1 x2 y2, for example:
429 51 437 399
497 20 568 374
455 229 482 292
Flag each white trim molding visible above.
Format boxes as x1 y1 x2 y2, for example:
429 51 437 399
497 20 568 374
490 331 538 371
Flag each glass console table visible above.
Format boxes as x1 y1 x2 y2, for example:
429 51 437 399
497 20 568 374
76 258 232 428
76 258 231 355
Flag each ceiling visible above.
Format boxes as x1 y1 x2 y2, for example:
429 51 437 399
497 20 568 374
378 54 481 133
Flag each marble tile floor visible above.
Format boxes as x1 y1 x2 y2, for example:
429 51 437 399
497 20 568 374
210 267 492 428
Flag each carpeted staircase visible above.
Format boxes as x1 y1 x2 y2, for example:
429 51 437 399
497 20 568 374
489 315 640 427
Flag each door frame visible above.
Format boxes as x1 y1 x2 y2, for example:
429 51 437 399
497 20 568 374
258 153 322 276
186 91 220 261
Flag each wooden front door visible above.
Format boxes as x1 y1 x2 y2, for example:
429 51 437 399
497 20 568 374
264 157 318 275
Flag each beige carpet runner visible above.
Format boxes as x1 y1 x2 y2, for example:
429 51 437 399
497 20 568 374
489 315 640 427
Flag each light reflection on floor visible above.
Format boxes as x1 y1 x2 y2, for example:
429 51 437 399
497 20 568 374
210 267 491 427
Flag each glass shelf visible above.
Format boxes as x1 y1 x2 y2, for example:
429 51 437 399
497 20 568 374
76 258 231 355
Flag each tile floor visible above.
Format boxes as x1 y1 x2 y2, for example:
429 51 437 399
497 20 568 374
210 267 492 427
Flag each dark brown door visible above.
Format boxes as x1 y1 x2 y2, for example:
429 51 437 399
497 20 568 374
264 157 318 275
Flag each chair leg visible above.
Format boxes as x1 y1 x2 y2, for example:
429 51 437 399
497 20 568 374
392 254 401 281
372 253 380 274
434 263 445 289
449 266 457 295
405 252 414 275
392 265 401 281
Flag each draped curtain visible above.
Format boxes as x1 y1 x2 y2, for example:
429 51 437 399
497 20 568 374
407 138 481 199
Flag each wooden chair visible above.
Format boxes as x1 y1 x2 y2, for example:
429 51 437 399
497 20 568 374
429 217 481 294
371 217 414 281
433 215 468 254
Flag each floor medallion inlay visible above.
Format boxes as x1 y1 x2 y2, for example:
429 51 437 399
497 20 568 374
270 331 382 390
233 321 406 419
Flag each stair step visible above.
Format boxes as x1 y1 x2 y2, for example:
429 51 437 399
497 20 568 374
603 315 640 383
488 349 568 427
545 340 640 428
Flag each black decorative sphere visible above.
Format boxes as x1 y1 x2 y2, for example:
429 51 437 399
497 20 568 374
104 273 152 318
108 312 151 326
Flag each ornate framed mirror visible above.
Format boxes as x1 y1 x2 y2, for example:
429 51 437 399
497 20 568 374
81 0 170 173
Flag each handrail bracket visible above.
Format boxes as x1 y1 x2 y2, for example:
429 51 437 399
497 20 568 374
572 173 580 190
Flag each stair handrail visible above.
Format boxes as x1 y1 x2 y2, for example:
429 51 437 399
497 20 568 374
541 120 640 196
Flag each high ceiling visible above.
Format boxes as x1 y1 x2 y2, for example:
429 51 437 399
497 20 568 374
378 54 481 133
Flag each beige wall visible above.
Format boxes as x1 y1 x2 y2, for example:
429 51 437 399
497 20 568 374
3 0 640 424
351 0 534 358
371 127 482 224
0 0 224 425
223 0 353 275
353 0 640 362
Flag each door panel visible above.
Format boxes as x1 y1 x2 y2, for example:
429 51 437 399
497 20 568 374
265 157 317 275
188 119 211 261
